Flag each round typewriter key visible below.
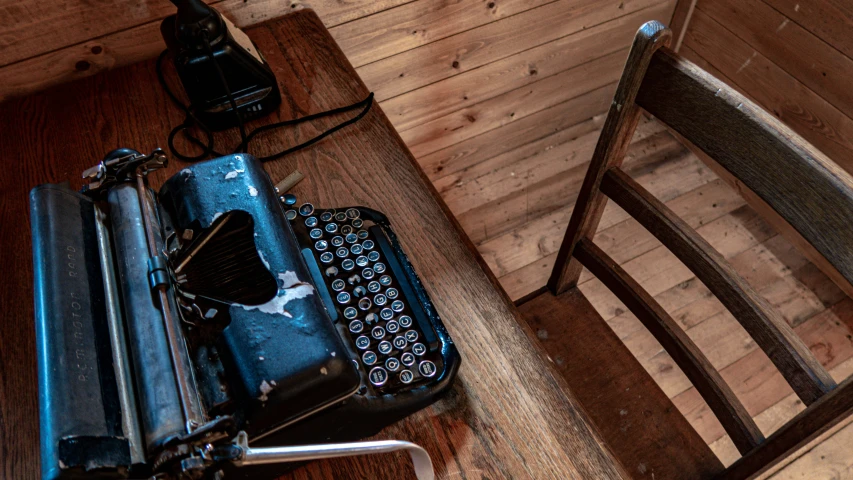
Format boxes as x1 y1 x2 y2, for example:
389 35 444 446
373 262 386 274
305 216 318 228
368 367 388 387
386 320 400 334
298 203 314 216
352 218 364 228
399 369 414 384
320 252 334 263
379 274 392 286
320 211 333 222
385 288 399 299
367 281 381 293
378 341 392 355
336 247 349 258
331 279 345 291
374 294 387 306
348 320 364 333
367 251 381 262
365 313 378 325
391 300 405 312
325 223 338 234
358 229 369 240
344 307 358 319
350 244 363 255
357 298 370 311
342 259 355 271
412 342 427 356
346 208 360 219
362 268 375 280
355 336 370 350
393 336 408 350
345 233 358 244
385 357 400 372
362 351 378 366
405 330 419 343
362 239 374 250
325 266 339 277
310 228 323 240
353 287 367 299
356 255 369 267
419 360 437 377
398 315 413 328
348 274 362 285
371 326 386 339
380 308 394 321
401 352 415 366
285 209 298 220
341 225 353 235
331 236 344 247
314 240 328 251
335 212 348 222
337 292 351 304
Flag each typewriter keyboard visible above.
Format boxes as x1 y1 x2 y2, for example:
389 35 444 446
287 204 443 392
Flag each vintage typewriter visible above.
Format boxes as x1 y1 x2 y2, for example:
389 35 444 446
30 148 460 479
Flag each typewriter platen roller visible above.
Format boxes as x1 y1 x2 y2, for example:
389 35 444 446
30 150 459 479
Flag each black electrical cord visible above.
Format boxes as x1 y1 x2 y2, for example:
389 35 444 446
156 42 374 163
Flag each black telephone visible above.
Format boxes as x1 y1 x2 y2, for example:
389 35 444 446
31 150 460 479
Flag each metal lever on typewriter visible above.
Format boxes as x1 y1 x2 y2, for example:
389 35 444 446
203 432 435 480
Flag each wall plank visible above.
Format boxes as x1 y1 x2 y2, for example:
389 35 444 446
683 9 853 173
693 0 853 160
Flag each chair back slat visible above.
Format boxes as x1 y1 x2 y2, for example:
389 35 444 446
636 49 853 288
574 238 764 454
600 167 836 405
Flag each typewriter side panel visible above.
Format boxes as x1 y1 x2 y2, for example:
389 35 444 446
158 154 360 438
30 185 132 480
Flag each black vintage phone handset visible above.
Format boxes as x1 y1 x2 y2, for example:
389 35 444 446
159 0 373 163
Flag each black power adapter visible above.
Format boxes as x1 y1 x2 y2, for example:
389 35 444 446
160 0 281 131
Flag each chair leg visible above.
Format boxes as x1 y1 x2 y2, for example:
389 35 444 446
548 21 673 295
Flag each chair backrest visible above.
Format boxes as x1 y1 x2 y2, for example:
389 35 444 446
548 20 853 480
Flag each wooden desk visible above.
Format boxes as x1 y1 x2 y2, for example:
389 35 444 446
0 10 624 479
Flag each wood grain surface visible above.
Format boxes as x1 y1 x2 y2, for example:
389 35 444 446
548 20 671 294
600 167 835 406
637 48 853 306
519 288 724 479
573 238 763 455
0 9 627 480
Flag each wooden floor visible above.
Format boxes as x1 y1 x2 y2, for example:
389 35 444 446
428 110 853 475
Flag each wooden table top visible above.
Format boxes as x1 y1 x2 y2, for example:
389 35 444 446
0 10 624 479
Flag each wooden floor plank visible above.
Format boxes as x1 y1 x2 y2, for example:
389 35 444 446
357 0 666 101
333 0 554 68
479 150 734 279
382 1 675 133
401 49 627 158
437 117 668 217
417 92 609 181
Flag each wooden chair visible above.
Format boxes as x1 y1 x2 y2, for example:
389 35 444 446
518 21 853 480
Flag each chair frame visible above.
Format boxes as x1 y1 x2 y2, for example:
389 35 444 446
546 20 853 479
